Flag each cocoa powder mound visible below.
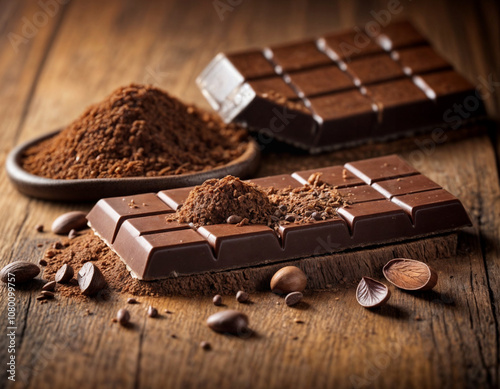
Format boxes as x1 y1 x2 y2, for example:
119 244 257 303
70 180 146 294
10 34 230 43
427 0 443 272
174 176 275 226
170 174 345 229
22 84 249 179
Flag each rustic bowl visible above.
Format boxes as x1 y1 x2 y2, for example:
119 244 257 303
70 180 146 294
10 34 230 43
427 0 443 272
6 129 261 202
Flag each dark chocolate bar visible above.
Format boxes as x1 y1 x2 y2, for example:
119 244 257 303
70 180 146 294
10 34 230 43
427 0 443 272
87 155 471 280
196 21 486 152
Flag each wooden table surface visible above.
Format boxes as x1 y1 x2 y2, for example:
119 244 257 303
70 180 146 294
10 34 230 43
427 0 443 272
1 0 500 388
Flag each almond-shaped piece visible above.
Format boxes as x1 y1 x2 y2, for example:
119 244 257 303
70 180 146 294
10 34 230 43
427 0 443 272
0 261 40 283
383 258 438 291
77 262 107 296
206 310 249 335
52 211 88 235
356 277 391 308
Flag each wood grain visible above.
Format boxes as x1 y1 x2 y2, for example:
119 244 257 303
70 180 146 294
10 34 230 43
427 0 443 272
0 0 499 388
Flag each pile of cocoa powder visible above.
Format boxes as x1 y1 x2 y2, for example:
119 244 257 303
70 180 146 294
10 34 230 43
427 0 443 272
172 174 346 229
22 84 249 179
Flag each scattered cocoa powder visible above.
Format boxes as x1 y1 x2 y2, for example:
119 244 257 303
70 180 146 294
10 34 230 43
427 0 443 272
22 84 249 179
169 174 346 229
43 232 165 299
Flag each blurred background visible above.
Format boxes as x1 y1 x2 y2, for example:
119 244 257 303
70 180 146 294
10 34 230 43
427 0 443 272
1 0 499 147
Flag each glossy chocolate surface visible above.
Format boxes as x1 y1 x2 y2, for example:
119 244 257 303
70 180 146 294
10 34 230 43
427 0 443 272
87 155 472 280
196 20 486 152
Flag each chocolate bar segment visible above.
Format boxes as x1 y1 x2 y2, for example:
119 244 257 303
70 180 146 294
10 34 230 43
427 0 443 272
88 155 471 280
308 90 377 145
392 189 471 234
344 155 418 184
86 193 173 245
287 65 356 97
371 174 441 198
292 166 365 188
197 20 486 152
337 200 414 244
319 30 384 61
345 54 405 86
376 21 427 51
391 45 452 75
268 41 332 72
365 78 436 134
413 70 486 116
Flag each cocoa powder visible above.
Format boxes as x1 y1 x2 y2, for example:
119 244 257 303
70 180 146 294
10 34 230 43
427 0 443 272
43 232 166 299
170 174 345 229
22 84 248 179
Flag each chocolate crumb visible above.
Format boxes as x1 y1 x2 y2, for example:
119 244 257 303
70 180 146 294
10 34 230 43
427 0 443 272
200 341 211 351
39 259 48 267
147 306 159 318
127 298 139 304
236 290 249 303
35 224 44 233
213 295 223 306
294 318 305 324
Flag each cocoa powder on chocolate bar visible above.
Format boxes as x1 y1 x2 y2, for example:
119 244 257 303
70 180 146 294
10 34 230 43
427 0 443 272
170 174 345 229
22 84 249 179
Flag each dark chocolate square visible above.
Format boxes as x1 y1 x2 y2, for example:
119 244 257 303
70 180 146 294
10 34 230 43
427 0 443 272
226 50 276 79
197 224 283 266
320 30 384 61
337 199 414 243
248 76 300 100
309 90 376 144
365 78 435 135
392 189 472 233
344 155 418 185
371 174 441 199
292 166 365 188
269 41 332 72
287 65 356 97
391 45 452 76
86 193 174 245
413 70 486 118
376 21 427 51
345 54 405 86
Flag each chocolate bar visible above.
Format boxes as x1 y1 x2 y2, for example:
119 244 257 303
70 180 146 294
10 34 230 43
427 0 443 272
196 21 486 152
87 155 471 280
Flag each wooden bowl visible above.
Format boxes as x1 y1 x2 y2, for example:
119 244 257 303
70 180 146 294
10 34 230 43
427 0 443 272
6 129 261 202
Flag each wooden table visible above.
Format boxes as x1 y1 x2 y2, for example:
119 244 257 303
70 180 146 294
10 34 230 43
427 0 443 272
1 0 499 388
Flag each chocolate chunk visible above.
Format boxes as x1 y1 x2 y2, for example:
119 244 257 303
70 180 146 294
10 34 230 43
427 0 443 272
42 281 57 292
213 295 223 306
117 309 131 326
206 310 250 335
77 262 106 296
55 264 74 284
285 291 303 306
147 306 158 318
227 215 242 224
236 290 249 303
